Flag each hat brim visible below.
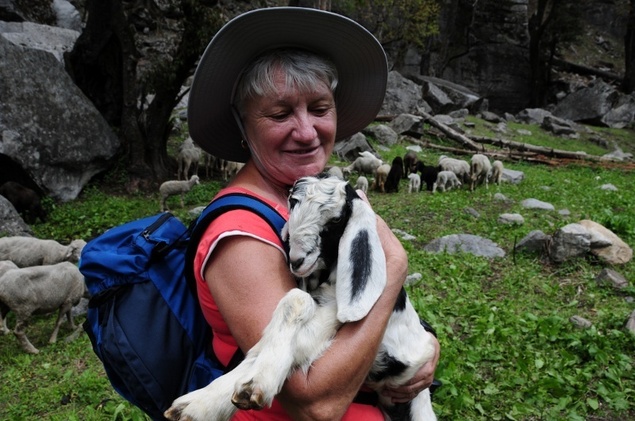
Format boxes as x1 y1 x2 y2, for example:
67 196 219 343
188 7 388 163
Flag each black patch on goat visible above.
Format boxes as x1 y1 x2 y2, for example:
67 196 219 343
393 287 407 312
348 230 373 302
368 351 408 382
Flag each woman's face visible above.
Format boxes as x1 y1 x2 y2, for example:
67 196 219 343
241 69 337 187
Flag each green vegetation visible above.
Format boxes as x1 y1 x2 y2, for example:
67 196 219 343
1 118 634 420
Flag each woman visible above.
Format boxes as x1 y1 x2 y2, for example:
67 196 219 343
188 7 440 420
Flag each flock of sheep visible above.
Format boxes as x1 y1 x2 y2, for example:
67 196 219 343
0 237 86 354
159 136 506 213
331 150 504 195
159 137 245 211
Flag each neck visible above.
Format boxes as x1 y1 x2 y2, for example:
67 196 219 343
229 161 291 208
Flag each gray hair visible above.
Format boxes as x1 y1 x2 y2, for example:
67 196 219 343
232 49 339 116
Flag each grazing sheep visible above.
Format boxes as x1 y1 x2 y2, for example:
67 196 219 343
415 162 440 192
165 175 437 421
342 152 383 178
355 175 369 194
0 260 18 334
326 166 344 180
0 237 86 267
178 138 202 180
0 262 85 354
438 155 470 185
159 175 200 211
433 170 462 193
0 181 47 223
384 156 404 193
489 160 504 185
372 163 391 192
403 150 420 178
221 160 244 181
408 173 421 193
469 154 492 191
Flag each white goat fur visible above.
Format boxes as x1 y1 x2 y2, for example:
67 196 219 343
489 160 504 185
433 170 462 193
355 175 369 193
0 262 85 354
438 155 469 184
0 236 86 267
469 154 492 191
159 175 200 211
165 175 436 421
408 173 421 193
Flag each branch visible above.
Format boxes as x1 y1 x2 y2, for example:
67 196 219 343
414 109 482 151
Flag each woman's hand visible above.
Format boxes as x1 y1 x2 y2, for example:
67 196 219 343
381 335 440 403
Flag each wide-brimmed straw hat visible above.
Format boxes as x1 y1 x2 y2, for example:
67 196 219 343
188 7 388 163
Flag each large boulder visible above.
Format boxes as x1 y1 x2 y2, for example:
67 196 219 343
0 24 120 202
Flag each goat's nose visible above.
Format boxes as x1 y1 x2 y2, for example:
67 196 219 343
290 258 304 271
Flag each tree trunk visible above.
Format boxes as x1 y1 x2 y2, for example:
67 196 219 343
624 0 635 93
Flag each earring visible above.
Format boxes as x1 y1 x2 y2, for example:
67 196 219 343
240 139 248 150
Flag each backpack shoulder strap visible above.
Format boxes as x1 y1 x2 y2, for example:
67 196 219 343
184 192 287 292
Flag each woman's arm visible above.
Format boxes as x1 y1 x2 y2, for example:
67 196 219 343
205 214 408 421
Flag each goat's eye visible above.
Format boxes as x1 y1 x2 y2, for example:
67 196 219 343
330 217 341 224
289 198 298 209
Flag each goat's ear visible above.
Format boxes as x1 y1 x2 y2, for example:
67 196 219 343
335 196 386 323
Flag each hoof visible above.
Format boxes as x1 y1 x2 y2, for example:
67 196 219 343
231 381 266 411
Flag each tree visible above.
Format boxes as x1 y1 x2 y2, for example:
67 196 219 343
66 0 223 185
339 0 440 69
624 0 635 93
528 0 587 107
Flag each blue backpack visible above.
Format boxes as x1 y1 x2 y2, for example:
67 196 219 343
79 193 286 420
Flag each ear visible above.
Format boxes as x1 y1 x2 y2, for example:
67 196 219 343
335 196 386 323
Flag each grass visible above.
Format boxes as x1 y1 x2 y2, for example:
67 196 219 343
1 117 634 420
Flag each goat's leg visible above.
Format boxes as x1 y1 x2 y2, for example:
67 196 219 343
231 288 324 410
14 317 38 354
165 289 324 421
49 304 72 343
180 193 185 208
0 305 10 335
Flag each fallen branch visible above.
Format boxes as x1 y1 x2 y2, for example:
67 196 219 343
415 109 482 151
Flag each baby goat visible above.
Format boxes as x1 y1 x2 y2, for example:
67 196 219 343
165 174 436 421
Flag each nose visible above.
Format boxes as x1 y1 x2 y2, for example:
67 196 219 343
290 257 305 272
292 112 317 141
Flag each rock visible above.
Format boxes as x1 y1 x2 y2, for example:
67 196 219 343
334 133 375 162
515 230 550 254
498 213 524 224
502 169 524 184
570 315 592 329
363 124 398 146
595 268 629 289
424 234 505 258
626 310 635 335
578 220 633 264
548 223 591 263
521 199 555 211
600 184 618 191
390 113 424 135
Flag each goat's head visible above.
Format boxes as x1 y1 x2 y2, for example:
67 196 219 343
283 174 387 323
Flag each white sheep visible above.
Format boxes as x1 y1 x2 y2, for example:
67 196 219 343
342 152 383 177
165 175 437 421
159 175 200 211
408 172 421 193
438 155 470 185
0 262 85 354
0 260 18 334
433 170 462 193
489 160 504 185
221 161 244 181
0 236 86 267
354 175 369 193
178 137 202 180
371 163 391 192
469 153 492 191
326 165 344 180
